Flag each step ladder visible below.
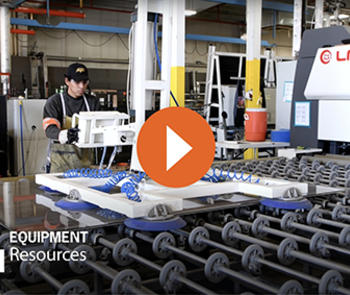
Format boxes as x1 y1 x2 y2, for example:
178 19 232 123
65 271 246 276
204 45 224 129
204 45 233 159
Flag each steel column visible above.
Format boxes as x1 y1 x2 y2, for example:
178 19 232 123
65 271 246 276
1 6 11 95
292 0 302 57
314 0 324 29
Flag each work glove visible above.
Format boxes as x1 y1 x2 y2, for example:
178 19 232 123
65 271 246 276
58 127 80 144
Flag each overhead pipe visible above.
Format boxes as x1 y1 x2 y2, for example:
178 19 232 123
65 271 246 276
10 18 273 47
11 18 130 34
14 7 86 18
186 34 271 46
205 0 293 12
26 0 132 14
11 28 35 35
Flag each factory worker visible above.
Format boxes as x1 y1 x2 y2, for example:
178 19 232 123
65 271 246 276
43 63 99 173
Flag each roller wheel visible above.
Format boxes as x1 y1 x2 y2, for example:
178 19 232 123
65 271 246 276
57 280 90 295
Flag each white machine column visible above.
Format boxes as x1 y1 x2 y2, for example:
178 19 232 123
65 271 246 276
0 5 11 95
130 0 174 171
292 0 303 57
158 0 172 110
170 0 185 107
130 19 155 111
130 0 148 171
315 0 324 29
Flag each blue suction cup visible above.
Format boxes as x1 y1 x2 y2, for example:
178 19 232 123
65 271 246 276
55 199 98 211
39 185 61 194
90 185 111 193
260 198 313 210
124 216 186 231
96 209 125 220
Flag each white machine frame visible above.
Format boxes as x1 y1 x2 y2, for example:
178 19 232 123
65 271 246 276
72 111 135 148
36 173 308 218
304 44 350 142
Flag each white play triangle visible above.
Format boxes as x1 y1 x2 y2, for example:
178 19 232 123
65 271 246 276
166 126 192 171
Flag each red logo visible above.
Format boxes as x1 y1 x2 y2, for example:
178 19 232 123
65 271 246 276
320 50 332 64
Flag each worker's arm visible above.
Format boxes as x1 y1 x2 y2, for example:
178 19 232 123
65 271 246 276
43 95 62 140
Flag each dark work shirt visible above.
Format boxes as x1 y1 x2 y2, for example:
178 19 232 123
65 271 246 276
43 92 100 140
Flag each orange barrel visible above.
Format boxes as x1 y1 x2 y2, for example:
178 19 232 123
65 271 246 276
244 108 267 141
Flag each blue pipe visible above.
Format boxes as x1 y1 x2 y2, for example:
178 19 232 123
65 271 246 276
204 0 293 13
186 34 272 47
46 0 50 19
10 18 273 47
19 102 26 176
273 10 277 40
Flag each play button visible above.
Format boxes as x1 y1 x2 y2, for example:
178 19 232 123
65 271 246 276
166 126 192 171
137 107 215 188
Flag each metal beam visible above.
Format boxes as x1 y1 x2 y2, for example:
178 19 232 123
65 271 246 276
10 18 273 46
186 34 272 47
292 0 302 57
205 0 293 12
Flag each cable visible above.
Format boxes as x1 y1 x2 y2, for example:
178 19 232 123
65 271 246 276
26 127 39 174
90 171 145 202
202 166 260 184
38 29 73 40
154 14 162 71
154 14 179 107
116 33 129 51
16 129 36 175
73 30 115 47
195 41 207 56
63 168 114 178
99 146 107 170
185 42 196 54
19 102 26 176
106 146 119 169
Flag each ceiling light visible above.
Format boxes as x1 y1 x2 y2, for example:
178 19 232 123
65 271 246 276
185 9 197 16
339 14 349 20
240 33 247 40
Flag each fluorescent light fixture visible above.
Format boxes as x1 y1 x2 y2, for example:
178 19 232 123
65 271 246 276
339 14 349 20
185 9 197 16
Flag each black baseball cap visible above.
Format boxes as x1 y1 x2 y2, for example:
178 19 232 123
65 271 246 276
65 63 89 82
